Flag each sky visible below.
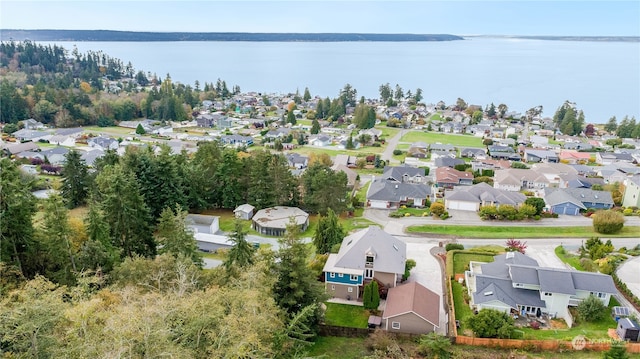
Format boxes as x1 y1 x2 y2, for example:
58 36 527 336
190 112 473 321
1 0 639 36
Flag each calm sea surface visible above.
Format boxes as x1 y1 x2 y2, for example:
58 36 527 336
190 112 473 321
49 38 639 123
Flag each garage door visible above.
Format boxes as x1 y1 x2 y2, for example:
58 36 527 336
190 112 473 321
369 200 389 209
446 200 477 211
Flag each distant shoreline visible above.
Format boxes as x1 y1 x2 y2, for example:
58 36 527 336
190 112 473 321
2 30 637 43
0 30 464 42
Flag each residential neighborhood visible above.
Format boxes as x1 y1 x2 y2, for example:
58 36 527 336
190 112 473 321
2 41 640 358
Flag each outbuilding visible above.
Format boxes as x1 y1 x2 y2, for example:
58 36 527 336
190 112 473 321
617 318 640 342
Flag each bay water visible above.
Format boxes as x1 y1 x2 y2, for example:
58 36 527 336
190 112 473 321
49 38 639 123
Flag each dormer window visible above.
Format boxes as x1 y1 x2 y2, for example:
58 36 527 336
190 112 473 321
366 255 374 265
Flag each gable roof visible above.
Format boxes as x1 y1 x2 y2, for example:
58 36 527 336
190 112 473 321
383 282 440 327
446 182 526 206
544 188 614 207
330 226 406 275
473 275 546 308
382 165 425 181
367 178 431 202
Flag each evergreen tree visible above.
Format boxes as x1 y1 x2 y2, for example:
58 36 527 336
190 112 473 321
39 193 77 285
0 158 38 277
135 123 146 134
60 149 89 208
604 116 618 133
95 164 156 259
273 219 326 317
312 208 345 254
301 163 348 215
311 119 320 134
345 135 355 150
303 87 311 102
156 205 202 267
77 203 119 273
223 218 255 274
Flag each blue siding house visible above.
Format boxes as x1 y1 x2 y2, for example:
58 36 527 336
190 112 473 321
323 226 406 301
544 188 614 215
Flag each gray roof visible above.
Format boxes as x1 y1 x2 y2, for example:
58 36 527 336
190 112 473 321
328 226 406 275
480 252 539 279
446 182 526 207
509 265 540 285
473 276 546 308
435 157 465 168
537 268 576 295
382 165 425 181
367 179 431 202
544 188 614 207
571 271 617 293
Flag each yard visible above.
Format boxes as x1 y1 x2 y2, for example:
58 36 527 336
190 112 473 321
323 302 370 328
399 131 483 148
452 251 496 274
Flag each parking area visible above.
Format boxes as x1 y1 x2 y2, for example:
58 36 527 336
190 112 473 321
404 242 447 334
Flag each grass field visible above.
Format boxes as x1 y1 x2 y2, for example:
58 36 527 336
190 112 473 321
400 131 483 148
323 302 370 328
83 126 135 135
407 224 640 238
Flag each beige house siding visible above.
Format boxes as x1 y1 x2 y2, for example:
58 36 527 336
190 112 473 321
374 272 398 289
384 313 435 334
326 283 359 300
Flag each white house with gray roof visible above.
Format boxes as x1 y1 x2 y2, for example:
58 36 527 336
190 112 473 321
323 226 406 301
466 252 617 327
251 206 308 236
445 182 526 212
366 178 431 209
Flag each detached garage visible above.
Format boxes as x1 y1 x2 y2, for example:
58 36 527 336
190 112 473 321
617 318 640 342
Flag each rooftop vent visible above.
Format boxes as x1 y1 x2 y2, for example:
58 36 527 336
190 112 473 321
393 244 399 251
484 291 494 296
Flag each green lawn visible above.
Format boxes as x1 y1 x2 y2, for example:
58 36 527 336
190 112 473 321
453 252 495 274
306 336 369 359
519 314 617 340
399 131 483 148
390 207 431 217
555 246 586 270
451 280 473 331
407 225 640 238
323 302 369 328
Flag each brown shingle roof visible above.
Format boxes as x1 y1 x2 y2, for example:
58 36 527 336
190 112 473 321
382 282 439 327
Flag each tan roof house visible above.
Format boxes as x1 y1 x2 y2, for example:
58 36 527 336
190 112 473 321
382 282 440 334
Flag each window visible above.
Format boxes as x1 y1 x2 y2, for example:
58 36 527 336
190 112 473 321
391 322 401 330
365 268 374 279
348 287 353 293
329 273 335 278
544 292 552 296
598 292 605 298
338 273 343 277
331 285 335 290
366 255 374 265
350 274 359 281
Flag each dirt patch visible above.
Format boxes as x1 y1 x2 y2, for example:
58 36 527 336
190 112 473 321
608 328 620 340
550 319 567 329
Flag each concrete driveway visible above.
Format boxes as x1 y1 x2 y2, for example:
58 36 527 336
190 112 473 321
617 255 640 300
404 242 447 335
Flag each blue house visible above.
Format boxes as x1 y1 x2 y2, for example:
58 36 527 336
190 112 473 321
544 188 614 215
323 226 406 301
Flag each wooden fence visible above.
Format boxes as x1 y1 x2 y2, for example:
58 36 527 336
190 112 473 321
455 335 640 353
